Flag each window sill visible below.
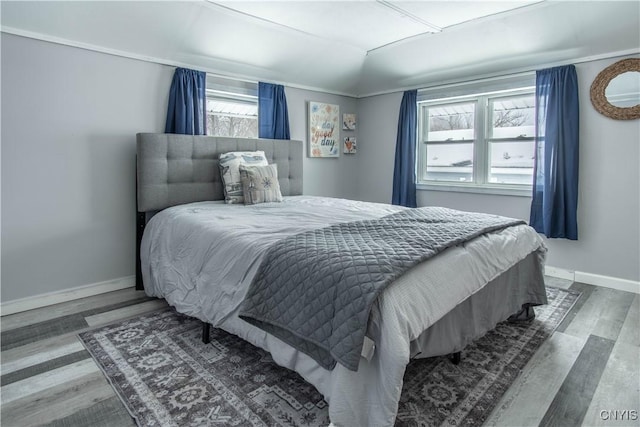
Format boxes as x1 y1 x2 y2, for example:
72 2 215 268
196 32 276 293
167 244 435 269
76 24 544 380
416 182 532 197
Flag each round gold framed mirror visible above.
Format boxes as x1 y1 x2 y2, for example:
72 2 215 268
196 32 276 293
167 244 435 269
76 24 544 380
590 58 640 120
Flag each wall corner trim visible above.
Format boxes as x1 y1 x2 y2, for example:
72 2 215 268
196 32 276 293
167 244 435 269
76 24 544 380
545 265 640 294
0 276 135 316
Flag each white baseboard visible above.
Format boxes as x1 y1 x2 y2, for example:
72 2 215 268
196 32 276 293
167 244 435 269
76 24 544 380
544 266 575 281
574 271 640 294
0 276 135 316
545 266 640 294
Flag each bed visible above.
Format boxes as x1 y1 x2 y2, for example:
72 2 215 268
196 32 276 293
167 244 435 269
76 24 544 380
136 133 547 427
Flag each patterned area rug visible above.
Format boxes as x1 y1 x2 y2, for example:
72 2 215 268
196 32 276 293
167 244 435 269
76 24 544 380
79 287 578 427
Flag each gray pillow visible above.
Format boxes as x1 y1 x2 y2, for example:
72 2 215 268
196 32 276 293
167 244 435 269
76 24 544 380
218 151 268 204
239 164 283 205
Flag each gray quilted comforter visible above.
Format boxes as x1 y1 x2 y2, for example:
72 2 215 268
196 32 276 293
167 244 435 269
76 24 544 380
239 207 525 371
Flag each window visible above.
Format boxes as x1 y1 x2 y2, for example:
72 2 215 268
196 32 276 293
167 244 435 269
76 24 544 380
206 76 258 138
423 101 475 183
487 95 536 185
417 76 536 195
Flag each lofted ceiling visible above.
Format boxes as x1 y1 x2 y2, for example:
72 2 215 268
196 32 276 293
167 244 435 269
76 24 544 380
1 1 639 97
213 1 540 51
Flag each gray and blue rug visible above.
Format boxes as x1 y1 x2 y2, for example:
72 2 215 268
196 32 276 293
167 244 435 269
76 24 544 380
79 287 578 427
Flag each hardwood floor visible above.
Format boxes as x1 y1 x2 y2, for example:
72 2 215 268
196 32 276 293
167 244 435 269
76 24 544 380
1 278 638 427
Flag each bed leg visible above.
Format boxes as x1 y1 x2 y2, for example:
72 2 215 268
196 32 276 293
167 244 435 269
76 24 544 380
202 322 211 344
136 211 145 291
449 351 461 365
508 303 536 323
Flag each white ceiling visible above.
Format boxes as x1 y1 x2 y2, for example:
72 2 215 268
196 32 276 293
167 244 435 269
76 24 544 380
213 1 539 51
1 1 639 97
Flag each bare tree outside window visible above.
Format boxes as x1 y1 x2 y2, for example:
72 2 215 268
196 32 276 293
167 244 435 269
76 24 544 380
428 102 476 135
206 99 258 138
430 113 474 131
207 115 258 138
493 109 528 128
491 97 535 134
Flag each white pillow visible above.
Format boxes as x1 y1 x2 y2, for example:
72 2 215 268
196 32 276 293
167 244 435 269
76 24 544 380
218 151 268 204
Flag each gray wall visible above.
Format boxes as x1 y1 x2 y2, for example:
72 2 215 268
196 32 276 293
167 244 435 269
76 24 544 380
0 34 359 302
285 87 360 200
1 34 171 301
354 92 403 204
356 56 640 282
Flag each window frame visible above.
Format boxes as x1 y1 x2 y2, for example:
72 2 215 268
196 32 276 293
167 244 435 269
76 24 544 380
417 84 536 197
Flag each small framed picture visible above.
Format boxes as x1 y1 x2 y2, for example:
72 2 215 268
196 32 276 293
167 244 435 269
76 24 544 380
344 137 357 154
342 113 356 130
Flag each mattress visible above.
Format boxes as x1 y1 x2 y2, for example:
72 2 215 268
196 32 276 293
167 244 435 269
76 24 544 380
140 195 547 426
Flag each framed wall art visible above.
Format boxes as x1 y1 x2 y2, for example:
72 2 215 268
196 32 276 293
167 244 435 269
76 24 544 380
344 137 357 154
309 101 339 158
342 113 356 130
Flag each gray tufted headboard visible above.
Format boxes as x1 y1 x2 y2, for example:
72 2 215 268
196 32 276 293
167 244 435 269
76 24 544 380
136 133 303 212
135 133 304 289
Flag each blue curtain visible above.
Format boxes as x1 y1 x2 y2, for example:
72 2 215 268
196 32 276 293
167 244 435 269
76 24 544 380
258 82 290 139
530 65 579 240
392 90 418 208
165 68 206 135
